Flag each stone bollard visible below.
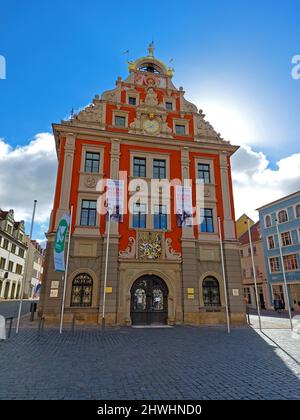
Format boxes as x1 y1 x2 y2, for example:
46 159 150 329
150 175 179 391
0 315 6 340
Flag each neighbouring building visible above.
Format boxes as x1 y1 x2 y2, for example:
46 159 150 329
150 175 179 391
238 220 272 310
0 209 27 299
40 45 245 326
236 214 254 239
257 191 300 312
24 239 45 299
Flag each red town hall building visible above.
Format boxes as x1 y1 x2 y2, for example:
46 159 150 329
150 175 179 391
40 45 246 326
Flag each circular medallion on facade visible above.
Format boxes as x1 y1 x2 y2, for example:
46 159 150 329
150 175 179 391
85 176 97 189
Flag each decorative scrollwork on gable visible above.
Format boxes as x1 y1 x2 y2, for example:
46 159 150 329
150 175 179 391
119 237 136 259
165 238 182 261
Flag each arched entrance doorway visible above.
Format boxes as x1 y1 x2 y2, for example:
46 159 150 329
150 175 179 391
130 275 168 325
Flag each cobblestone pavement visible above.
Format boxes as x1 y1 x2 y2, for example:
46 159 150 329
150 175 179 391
0 323 299 400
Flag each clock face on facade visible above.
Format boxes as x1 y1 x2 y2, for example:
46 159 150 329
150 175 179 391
143 118 160 134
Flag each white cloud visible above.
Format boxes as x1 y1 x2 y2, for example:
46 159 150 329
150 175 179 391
232 145 300 221
0 133 57 224
1 132 298 233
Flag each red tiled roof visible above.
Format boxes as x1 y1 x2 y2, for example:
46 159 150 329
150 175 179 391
238 221 261 244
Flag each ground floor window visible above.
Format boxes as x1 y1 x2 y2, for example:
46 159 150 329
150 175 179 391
71 273 93 307
203 276 221 306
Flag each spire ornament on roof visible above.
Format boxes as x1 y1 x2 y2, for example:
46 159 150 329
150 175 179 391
148 41 155 58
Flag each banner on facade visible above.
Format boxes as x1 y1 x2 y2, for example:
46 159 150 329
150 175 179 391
53 213 70 272
106 179 125 221
175 186 193 227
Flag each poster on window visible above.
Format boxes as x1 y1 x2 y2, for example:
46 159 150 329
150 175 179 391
175 186 193 227
106 179 125 221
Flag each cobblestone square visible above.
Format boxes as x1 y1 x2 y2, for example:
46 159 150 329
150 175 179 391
0 323 299 400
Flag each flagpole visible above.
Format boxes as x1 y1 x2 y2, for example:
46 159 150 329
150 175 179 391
59 205 73 334
102 208 111 330
16 200 37 334
275 219 293 331
248 218 262 331
218 217 230 334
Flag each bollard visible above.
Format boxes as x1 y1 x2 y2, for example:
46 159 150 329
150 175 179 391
30 302 37 322
0 315 6 340
6 317 13 338
71 315 76 335
246 305 250 324
37 315 45 337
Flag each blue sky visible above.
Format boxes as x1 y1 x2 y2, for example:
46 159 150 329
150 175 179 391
0 0 300 239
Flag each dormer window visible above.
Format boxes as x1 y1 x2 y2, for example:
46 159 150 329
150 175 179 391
115 116 126 127
128 97 136 106
175 124 186 135
138 63 160 74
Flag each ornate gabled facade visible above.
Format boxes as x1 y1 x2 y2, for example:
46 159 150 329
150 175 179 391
40 45 245 326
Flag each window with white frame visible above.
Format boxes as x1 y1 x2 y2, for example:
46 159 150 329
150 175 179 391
200 208 214 233
154 205 167 230
132 203 147 229
283 254 299 271
268 236 275 249
133 157 146 177
281 232 292 246
0 257 6 269
197 163 211 184
270 257 280 273
153 159 166 179
175 124 186 135
128 96 136 106
265 215 271 227
80 200 97 226
114 115 126 127
84 152 100 173
278 209 288 223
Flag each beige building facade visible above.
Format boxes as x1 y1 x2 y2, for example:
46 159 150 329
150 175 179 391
239 221 272 310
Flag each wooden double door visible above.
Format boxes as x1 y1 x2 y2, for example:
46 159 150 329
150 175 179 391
130 275 168 325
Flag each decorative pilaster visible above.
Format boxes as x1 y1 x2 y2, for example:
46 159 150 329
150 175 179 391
55 133 76 228
180 148 199 318
219 151 235 240
181 147 194 239
106 139 121 236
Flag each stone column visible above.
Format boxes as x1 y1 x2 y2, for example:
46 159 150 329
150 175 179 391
55 133 76 229
7 281 13 299
219 151 235 240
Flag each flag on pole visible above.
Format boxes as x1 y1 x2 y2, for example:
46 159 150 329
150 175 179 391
175 186 193 227
54 213 70 272
106 179 125 221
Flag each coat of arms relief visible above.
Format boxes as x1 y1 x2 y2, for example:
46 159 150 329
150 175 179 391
119 231 181 261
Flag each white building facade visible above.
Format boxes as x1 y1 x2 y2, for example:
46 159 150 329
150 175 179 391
0 209 27 299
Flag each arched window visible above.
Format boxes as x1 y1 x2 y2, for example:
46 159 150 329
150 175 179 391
265 215 271 227
296 205 300 218
71 273 93 307
203 276 221 306
278 210 288 224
